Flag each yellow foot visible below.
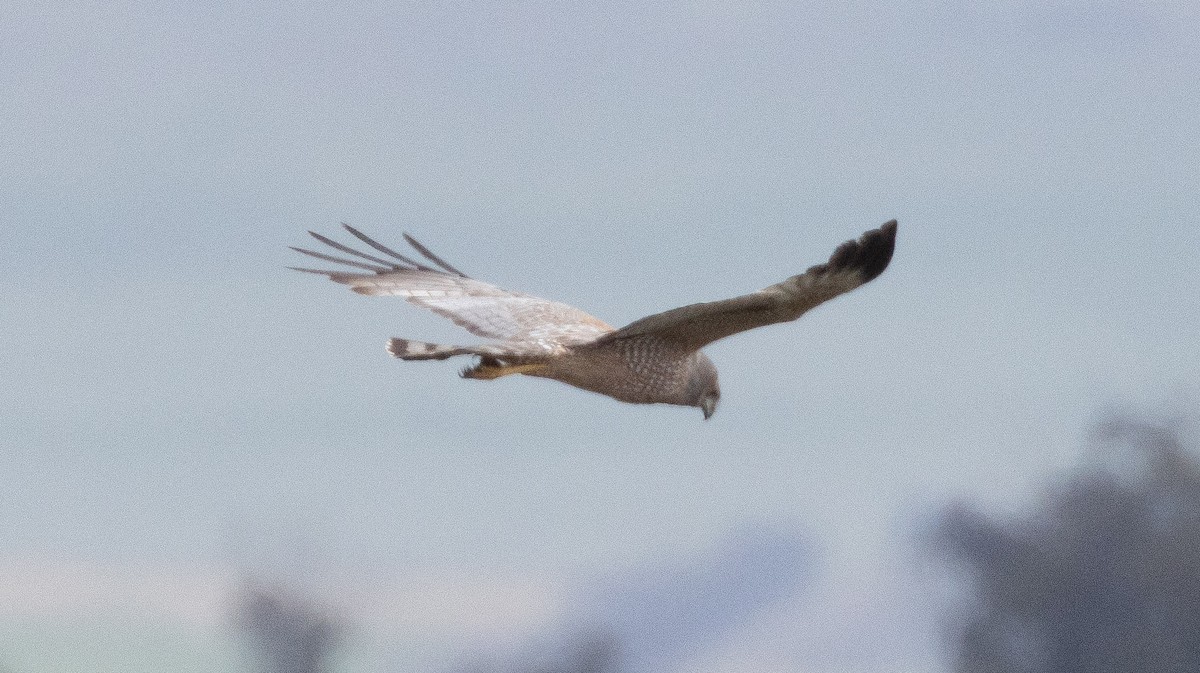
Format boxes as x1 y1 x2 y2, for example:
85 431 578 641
461 362 547 380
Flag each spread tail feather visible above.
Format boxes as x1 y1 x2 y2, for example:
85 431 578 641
386 338 515 361
387 338 468 360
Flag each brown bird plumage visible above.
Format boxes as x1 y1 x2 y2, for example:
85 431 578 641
291 220 897 418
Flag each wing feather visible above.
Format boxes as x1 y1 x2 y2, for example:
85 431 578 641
343 224 445 273
402 233 468 277
288 246 394 273
305 230 403 269
292 226 613 344
600 220 897 350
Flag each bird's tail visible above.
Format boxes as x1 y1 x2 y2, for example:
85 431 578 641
386 338 515 361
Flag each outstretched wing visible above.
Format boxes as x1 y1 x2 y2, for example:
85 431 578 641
598 220 897 351
291 225 613 344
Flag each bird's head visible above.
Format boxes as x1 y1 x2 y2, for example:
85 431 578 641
687 353 721 420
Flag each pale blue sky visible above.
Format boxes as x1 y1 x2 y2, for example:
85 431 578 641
2 1 1198 671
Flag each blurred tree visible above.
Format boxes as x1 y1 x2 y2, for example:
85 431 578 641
450 632 622 673
930 417 1200 673
529 634 621 673
237 582 341 673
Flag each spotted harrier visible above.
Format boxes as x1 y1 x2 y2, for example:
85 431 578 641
291 220 896 418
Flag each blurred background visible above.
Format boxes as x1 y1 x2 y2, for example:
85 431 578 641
2 1 1198 671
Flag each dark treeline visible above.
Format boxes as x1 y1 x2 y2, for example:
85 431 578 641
930 416 1200 673
237 582 341 673
229 415 1200 673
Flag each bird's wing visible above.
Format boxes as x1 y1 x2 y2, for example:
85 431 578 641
291 225 613 344
598 220 897 351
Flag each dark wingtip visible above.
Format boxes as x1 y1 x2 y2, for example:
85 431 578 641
402 232 469 277
828 219 897 283
862 219 897 282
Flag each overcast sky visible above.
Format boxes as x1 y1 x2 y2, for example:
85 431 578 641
2 1 1198 671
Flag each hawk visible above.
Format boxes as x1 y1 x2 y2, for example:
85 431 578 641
291 220 896 419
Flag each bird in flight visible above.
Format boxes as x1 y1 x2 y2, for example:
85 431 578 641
291 220 896 419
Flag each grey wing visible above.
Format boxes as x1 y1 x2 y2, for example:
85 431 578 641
291 225 614 346
598 220 897 351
